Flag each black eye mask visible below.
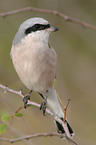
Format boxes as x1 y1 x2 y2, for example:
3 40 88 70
25 24 50 35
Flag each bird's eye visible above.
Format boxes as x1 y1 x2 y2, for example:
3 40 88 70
25 24 50 35
34 24 50 30
35 24 40 29
40 25 45 29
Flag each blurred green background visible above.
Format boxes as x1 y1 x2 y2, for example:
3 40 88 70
0 0 96 145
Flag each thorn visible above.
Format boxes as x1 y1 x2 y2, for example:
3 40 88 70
19 90 22 94
4 86 8 94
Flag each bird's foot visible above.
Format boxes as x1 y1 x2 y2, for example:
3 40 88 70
40 97 47 116
23 90 32 109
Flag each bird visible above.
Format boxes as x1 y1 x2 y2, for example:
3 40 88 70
10 17 74 137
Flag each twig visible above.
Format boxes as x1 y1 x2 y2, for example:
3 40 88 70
0 84 78 145
0 84 24 98
0 84 69 137
0 6 96 30
0 132 78 145
64 99 71 122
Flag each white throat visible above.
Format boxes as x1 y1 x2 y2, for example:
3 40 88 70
25 30 50 44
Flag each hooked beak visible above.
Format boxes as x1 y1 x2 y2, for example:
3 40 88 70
46 25 59 32
50 25 59 32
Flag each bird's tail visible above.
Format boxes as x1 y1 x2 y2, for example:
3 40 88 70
47 89 74 137
54 118 74 137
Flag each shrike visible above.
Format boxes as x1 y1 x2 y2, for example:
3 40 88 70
10 17 74 137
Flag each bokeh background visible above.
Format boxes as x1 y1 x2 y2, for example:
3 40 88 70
0 0 96 145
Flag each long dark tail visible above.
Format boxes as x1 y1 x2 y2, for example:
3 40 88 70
55 118 74 137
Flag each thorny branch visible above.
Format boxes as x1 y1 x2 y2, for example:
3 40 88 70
0 132 78 144
0 6 96 30
0 84 78 145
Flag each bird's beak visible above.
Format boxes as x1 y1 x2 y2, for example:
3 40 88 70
50 25 59 32
46 25 59 32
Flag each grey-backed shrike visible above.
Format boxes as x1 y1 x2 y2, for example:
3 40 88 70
10 17 74 137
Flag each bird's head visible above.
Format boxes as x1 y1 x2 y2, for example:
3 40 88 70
13 17 59 45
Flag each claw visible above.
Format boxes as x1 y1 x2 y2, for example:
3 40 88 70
23 94 30 108
23 90 32 109
40 97 47 116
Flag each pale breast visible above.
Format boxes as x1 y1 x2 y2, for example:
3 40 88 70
11 40 57 93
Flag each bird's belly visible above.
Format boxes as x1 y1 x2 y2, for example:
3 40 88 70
12 46 56 93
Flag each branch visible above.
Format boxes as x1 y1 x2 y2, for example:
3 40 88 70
0 132 78 145
0 84 78 145
0 7 96 30
0 84 24 98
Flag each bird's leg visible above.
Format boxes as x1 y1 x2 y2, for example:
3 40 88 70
23 90 33 109
40 96 47 116
38 92 45 99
